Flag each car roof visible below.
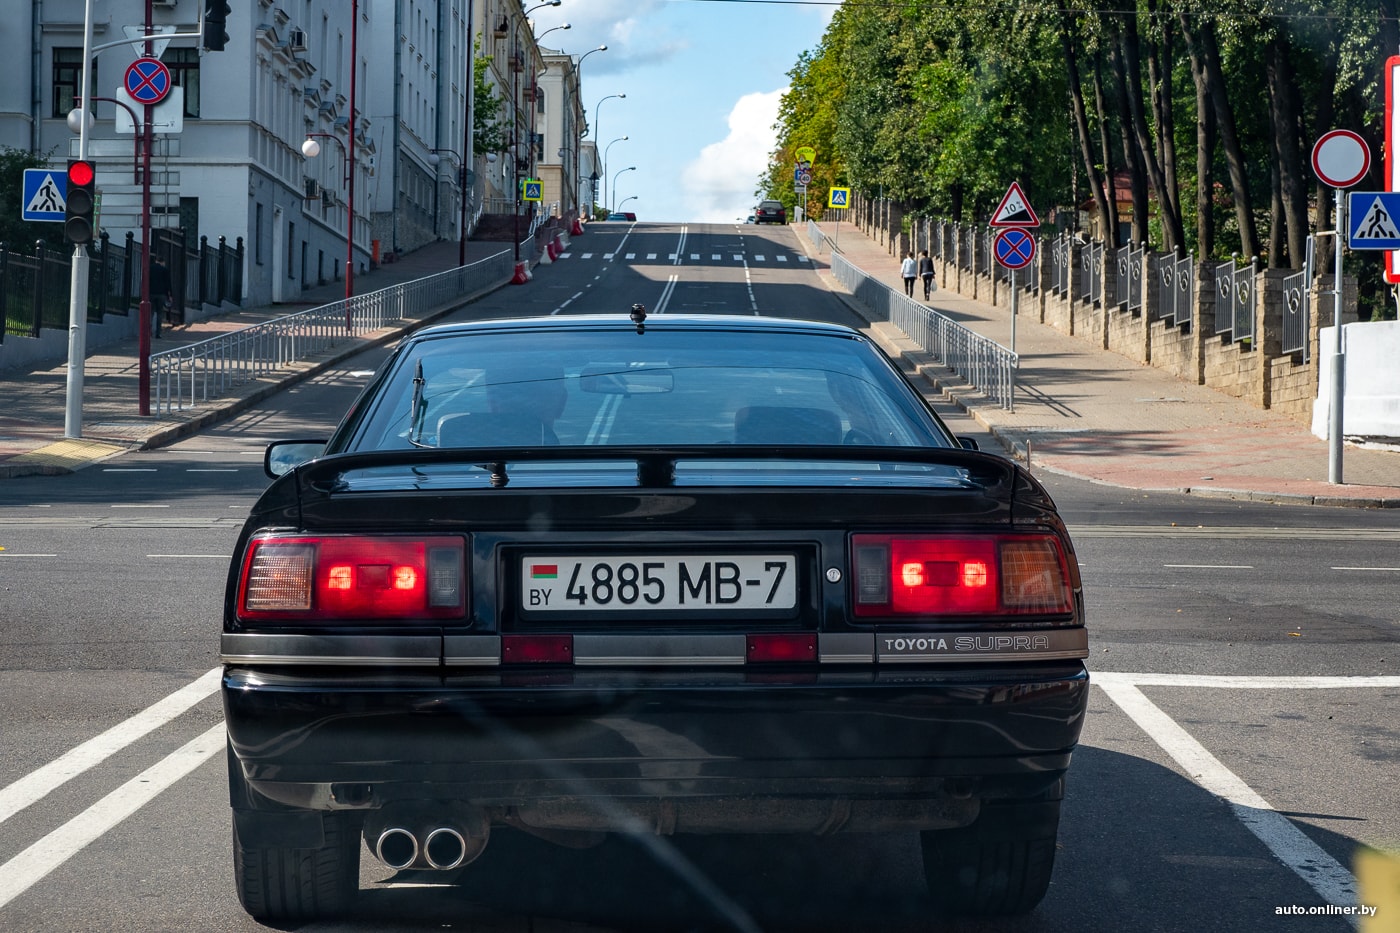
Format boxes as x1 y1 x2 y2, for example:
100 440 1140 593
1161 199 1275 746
408 314 864 344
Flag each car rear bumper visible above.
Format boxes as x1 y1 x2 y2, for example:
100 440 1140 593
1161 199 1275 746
224 663 1088 824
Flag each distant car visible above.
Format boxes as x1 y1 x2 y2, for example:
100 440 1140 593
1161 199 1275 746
222 313 1089 923
746 214 756 224
754 200 786 224
605 212 628 221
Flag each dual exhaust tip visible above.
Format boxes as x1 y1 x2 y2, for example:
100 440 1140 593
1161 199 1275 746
368 804 490 871
375 825 472 871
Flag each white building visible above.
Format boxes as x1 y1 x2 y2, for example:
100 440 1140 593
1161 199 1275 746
0 0 586 309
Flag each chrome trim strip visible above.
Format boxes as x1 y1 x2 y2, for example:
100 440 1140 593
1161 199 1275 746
818 632 874 664
875 628 1088 663
443 635 503 666
220 654 441 667
220 633 440 666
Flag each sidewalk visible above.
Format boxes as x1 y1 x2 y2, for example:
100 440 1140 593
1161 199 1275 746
1 224 1396 508
796 221 1399 509
0 238 509 478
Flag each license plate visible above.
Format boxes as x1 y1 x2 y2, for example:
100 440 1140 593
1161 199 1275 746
521 555 797 612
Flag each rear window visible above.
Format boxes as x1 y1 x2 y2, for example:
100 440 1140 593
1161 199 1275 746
759 201 783 210
348 328 953 451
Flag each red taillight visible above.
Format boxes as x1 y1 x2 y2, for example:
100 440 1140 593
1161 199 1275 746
852 534 1072 617
746 633 817 663
237 535 465 622
501 634 573 664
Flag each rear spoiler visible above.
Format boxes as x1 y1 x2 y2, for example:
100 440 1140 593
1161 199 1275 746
291 444 1020 492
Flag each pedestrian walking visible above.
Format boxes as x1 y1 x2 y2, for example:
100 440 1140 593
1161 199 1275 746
917 249 935 300
148 255 171 338
900 252 917 298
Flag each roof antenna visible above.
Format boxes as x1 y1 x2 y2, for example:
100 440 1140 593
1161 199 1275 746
629 303 647 334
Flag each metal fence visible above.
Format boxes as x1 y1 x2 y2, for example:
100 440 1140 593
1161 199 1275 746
2 230 243 342
1154 251 1193 328
1213 255 1256 344
1115 243 1144 313
150 247 513 414
1081 240 1104 306
830 250 1018 410
1282 237 1313 359
1050 233 1072 296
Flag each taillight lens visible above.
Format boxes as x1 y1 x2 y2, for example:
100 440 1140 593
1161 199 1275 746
852 534 1072 617
238 535 465 622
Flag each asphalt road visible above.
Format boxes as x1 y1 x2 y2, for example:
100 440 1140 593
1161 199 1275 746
0 221 1396 932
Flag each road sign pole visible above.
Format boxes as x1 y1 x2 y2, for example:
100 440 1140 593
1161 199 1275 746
64 0 96 438
1329 187 1346 484
1010 269 1017 411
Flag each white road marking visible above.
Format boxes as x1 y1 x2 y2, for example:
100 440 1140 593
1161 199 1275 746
1332 566 1400 572
689 253 699 260
147 554 229 559
0 553 58 558
754 255 766 262
603 253 615 259
1094 672 1400 689
733 254 743 261
102 469 156 473
777 255 788 262
655 274 679 315
581 253 593 259
712 254 721 260
110 504 170 509
1163 564 1254 569
625 253 635 259
0 723 225 911
0 668 221 825
646 253 657 260
1096 675 1360 914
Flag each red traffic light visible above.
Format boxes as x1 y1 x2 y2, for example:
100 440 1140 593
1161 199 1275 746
68 160 95 186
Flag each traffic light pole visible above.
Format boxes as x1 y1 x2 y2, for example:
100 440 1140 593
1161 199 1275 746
64 0 96 439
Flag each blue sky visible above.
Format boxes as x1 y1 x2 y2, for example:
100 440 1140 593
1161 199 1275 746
528 0 835 223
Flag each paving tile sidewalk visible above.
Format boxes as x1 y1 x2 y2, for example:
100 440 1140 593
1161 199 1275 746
795 221 1398 508
0 239 511 478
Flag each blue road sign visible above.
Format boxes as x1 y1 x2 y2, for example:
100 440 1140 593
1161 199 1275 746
828 187 850 209
1348 191 1400 250
21 168 66 222
994 228 1036 269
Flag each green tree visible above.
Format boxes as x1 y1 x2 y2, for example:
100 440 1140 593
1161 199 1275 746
473 41 507 156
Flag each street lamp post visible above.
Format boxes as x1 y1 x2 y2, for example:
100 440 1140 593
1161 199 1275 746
427 148 465 263
510 0 563 264
572 45 606 220
611 165 635 213
591 93 624 215
602 135 627 217
617 195 637 213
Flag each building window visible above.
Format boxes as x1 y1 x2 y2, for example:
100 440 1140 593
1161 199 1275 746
52 48 96 118
255 203 264 265
163 48 201 118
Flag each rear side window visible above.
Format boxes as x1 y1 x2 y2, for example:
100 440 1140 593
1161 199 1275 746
349 329 953 451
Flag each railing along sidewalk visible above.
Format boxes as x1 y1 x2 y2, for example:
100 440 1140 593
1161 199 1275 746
828 249 1018 410
150 248 513 414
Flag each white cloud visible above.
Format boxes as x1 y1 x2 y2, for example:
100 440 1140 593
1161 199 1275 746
681 89 786 223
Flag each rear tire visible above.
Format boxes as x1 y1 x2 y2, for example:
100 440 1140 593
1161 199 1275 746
920 796 1060 917
233 810 360 923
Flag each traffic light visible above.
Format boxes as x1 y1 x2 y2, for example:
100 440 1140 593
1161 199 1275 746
203 0 231 51
64 159 97 244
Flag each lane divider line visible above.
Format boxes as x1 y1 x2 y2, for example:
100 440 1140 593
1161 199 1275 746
0 723 225 911
1096 679 1359 914
0 668 221 825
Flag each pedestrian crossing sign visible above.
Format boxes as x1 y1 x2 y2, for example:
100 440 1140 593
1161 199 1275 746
828 186 850 209
1347 191 1400 249
21 168 67 222
521 179 542 202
